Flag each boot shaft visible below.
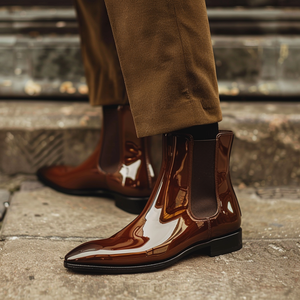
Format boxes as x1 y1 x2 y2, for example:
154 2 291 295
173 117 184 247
100 105 156 197
211 131 242 238
64 130 242 270
154 130 241 235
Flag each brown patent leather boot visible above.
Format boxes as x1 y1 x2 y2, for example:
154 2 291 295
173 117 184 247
37 105 156 214
64 130 242 274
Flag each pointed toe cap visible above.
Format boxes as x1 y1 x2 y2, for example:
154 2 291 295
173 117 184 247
65 240 106 264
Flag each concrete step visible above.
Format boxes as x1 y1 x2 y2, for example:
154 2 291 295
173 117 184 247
206 0 298 7
0 100 102 176
0 183 299 299
2 34 300 98
2 1 74 5
1 6 300 97
2 0 299 7
0 100 299 188
2 6 300 34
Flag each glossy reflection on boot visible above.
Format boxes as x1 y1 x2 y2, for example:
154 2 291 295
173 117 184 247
37 105 156 214
65 131 242 271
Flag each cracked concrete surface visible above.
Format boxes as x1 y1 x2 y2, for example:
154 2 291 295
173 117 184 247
0 239 299 300
0 185 299 299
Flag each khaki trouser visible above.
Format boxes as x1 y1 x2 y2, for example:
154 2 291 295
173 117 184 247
74 0 222 137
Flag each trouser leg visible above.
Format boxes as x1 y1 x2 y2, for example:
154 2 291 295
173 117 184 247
75 0 222 137
103 0 222 137
74 0 128 106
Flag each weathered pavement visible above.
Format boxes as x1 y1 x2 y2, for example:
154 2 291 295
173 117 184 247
0 183 299 300
1 100 300 299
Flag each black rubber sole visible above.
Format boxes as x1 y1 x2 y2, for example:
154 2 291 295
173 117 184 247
64 228 242 274
36 171 148 214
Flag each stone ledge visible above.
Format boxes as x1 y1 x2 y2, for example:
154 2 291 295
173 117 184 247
220 102 300 186
0 101 300 186
0 101 101 130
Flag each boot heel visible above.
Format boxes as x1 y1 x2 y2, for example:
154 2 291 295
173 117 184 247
114 193 148 214
208 229 242 257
